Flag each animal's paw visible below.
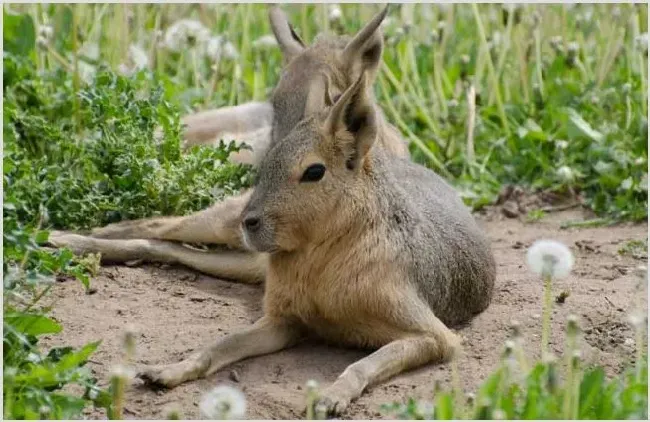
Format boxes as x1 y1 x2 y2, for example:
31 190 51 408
136 364 185 389
307 391 351 419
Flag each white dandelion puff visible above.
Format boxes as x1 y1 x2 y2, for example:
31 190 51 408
328 5 342 23
37 36 49 50
38 25 54 42
635 33 648 53
206 35 224 61
306 379 319 391
252 34 277 50
199 385 247 420
492 409 507 420
206 36 239 62
119 44 150 76
222 41 239 61
527 240 574 279
109 364 135 382
556 165 575 182
128 44 149 70
164 19 210 52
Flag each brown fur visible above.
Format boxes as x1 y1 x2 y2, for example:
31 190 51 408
47 6 495 416
49 5 407 279
136 72 495 416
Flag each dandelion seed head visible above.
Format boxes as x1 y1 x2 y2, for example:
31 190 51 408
635 33 648 53
492 409 507 420
328 5 342 23
306 379 319 391
555 140 569 150
416 400 434 417
109 364 135 381
199 385 247 420
252 34 277 50
164 19 210 52
556 165 575 182
37 36 49 50
222 41 240 61
526 239 574 279
206 35 224 61
38 25 54 41
128 45 149 70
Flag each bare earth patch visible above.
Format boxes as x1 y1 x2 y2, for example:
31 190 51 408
42 208 647 419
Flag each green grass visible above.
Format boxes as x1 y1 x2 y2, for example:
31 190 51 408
3 3 648 420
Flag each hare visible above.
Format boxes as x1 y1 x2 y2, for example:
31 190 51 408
137 72 496 416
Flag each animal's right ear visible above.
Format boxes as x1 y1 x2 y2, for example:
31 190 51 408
269 6 306 63
341 5 389 77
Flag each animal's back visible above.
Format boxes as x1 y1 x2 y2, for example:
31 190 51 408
375 150 496 326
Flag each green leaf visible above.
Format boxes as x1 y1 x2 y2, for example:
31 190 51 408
566 108 604 142
434 393 454 420
13 341 101 387
3 11 36 56
50 393 87 419
4 312 62 336
53 6 73 52
35 230 50 244
579 367 605 418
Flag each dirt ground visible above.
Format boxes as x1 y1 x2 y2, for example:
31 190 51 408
43 207 647 420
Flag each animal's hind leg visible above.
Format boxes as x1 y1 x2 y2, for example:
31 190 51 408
312 319 460 416
90 190 252 249
181 101 273 148
47 232 267 283
138 316 303 388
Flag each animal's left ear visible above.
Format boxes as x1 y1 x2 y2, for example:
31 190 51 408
324 72 377 171
269 6 306 63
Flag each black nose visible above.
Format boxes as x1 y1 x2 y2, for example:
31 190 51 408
244 216 261 233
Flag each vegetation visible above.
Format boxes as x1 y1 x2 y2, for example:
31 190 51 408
3 3 647 419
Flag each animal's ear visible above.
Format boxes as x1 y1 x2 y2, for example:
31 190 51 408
269 6 306 62
324 72 377 171
341 5 389 79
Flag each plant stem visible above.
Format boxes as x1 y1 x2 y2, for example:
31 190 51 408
71 4 81 134
541 273 552 357
471 4 510 137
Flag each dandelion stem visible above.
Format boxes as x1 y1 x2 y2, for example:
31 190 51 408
533 22 545 99
541 273 552 357
111 375 125 420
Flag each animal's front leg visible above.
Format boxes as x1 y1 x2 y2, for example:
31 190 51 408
312 328 461 417
138 316 304 388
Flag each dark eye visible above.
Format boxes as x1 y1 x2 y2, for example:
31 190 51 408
331 93 342 103
300 164 326 183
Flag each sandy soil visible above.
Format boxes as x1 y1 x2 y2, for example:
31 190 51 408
42 208 647 420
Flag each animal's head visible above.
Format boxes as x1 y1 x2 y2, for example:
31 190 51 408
267 5 389 143
242 71 379 253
